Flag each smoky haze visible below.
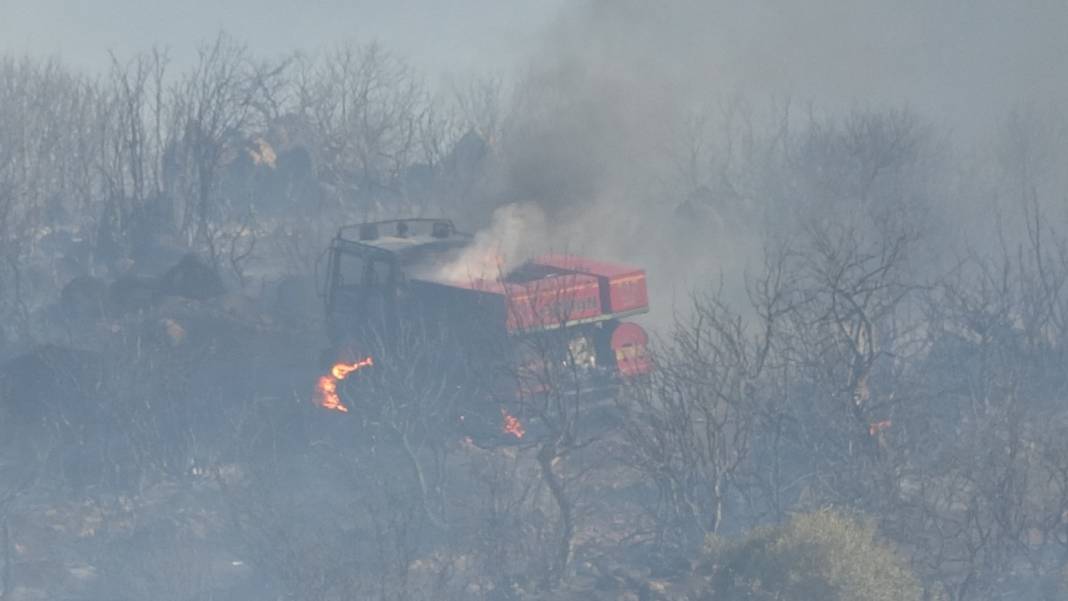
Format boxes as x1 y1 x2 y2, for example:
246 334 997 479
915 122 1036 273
2 1 1068 600
472 0 1068 323
0 0 563 78
532 0 1068 127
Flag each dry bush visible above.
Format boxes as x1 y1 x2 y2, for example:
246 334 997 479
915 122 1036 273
699 510 920 601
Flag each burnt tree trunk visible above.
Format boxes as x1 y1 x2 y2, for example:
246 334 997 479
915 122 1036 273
1 515 11 601
538 442 574 587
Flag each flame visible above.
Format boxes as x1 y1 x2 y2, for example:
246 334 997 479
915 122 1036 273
868 419 892 436
501 408 525 439
248 137 277 168
316 375 348 412
316 357 373 413
332 356 373 379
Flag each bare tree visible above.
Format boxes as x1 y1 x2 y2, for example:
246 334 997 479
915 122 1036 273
165 33 288 262
500 272 613 588
293 42 429 216
93 48 172 265
618 259 788 549
0 57 100 341
340 317 483 529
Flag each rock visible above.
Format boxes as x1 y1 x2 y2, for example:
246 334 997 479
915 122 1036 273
0 344 103 428
158 318 187 347
648 554 691 579
108 274 159 316
270 275 320 326
60 275 108 320
448 129 490 177
214 292 261 319
129 237 186 276
158 254 225 300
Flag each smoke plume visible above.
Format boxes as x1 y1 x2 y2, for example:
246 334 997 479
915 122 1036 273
435 203 549 283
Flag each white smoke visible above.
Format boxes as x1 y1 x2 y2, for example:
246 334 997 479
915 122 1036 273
435 203 548 283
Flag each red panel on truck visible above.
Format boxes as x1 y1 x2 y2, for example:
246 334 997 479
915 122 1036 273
610 321 652 377
422 273 603 333
504 273 602 332
530 255 648 315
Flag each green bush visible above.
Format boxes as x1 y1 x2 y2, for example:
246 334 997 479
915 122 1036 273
698 510 919 601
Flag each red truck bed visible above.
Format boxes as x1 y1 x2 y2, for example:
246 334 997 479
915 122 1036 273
418 254 648 334
529 255 649 316
429 273 603 332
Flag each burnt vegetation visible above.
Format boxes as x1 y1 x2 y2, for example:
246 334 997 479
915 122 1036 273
1 21 1068 601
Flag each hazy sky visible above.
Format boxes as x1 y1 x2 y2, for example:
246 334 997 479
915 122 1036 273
0 0 565 80
2 0 1066 133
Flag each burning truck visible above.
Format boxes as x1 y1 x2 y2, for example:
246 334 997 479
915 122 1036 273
316 218 652 432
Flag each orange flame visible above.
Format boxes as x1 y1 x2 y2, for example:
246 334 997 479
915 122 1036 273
332 356 373 379
501 408 525 439
868 419 892 436
317 375 348 412
316 357 374 413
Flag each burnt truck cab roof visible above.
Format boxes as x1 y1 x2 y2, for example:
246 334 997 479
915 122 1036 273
332 218 473 264
324 219 476 336
326 219 474 297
